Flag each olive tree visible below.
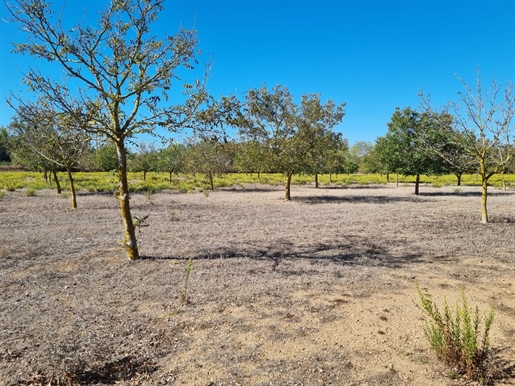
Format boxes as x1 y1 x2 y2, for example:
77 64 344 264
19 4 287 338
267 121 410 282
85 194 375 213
421 72 515 223
6 0 207 259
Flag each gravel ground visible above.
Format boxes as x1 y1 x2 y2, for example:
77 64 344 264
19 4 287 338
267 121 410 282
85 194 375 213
0 182 514 385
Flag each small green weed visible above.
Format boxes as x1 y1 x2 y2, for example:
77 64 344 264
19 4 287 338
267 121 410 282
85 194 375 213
170 208 180 222
161 309 184 318
133 214 149 241
453 187 462 194
415 284 495 384
143 184 155 202
5 183 17 192
26 187 37 197
432 181 443 188
181 257 193 305
0 190 4 199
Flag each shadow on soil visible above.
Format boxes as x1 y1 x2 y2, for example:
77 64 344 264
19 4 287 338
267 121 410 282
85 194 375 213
144 236 443 271
419 191 515 197
295 195 428 204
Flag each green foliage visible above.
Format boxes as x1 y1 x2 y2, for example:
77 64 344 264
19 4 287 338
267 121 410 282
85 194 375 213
92 142 119 171
133 214 149 242
25 186 37 196
0 126 12 163
0 190 5 199
416 284 495 383
237 85 346 199
170 208 180 222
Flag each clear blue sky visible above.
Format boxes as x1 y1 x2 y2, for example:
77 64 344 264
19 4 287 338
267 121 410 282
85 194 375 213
1 0 515 146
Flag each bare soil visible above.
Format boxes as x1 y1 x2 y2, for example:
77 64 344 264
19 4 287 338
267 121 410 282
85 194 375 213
1 183 515 386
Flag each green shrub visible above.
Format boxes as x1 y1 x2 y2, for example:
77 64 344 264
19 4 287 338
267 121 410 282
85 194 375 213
26 187 37 197
0 190 4 199
5 182 18 191
416 284 495 384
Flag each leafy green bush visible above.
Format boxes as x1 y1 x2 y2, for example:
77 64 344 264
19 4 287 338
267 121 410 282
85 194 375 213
416 284 495 384
26 186 37 197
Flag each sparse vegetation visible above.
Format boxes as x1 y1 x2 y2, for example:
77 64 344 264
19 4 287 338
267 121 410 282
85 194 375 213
180 257 194 305
133 215 150 242
416 284 495 384
25 186 37 197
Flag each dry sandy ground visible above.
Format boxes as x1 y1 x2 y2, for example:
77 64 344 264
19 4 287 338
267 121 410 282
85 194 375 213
0 182 515 385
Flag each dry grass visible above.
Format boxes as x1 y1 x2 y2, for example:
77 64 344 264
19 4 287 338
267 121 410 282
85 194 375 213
1 183 514 385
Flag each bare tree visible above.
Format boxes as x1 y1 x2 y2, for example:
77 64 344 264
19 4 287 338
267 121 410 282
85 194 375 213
421 70 515 223
6 0 207 259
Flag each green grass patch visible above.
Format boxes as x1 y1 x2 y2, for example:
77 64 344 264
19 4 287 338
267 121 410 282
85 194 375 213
2 171 513 193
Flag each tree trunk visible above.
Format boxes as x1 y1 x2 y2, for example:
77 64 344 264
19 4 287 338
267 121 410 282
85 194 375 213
315 173 319 188
285 171 293 201
455 172 462 186
481 174 489 224
501 171 507 191
52 169 62 194
258 172 261 184
66 166 77 208
116 140 139 260
209 171 214 190
396 173 399 187
169 171 173 184
143 170 147 181
414 173 420 195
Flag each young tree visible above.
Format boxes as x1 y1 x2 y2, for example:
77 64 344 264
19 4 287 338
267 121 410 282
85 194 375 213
130 142 159 181
238 85 345 200
420 71 515 223
377 107 447 194
8 99 89 207
7 0 207 259
234 139 271 183
156 142 187 183
184 137 233 190
419 119 476 186
295 94 347 188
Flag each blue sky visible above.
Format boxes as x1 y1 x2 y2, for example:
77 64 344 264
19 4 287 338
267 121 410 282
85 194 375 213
1 0 515 146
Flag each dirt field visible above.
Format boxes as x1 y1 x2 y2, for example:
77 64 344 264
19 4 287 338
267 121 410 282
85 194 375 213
1 182 514 385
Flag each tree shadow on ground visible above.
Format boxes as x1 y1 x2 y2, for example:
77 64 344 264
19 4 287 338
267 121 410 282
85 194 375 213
419 191 515 197
294 195 428 204
145 236 445 272
318 184 390 190
75 356 157 385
